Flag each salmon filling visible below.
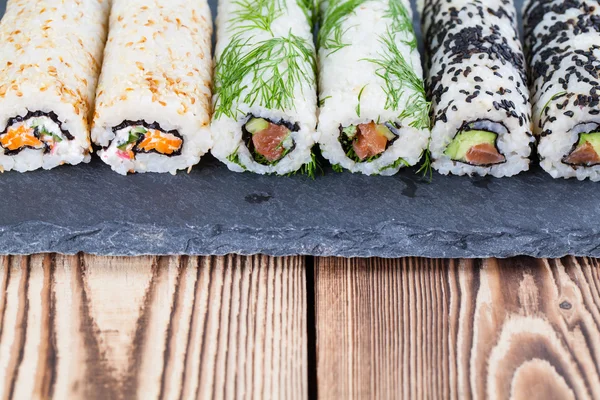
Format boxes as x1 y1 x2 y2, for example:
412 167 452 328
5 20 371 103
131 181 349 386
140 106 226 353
465 143 506 165
113 124 183 160
244 117 295 165
563 132 600 166
0 113 71 155
340 121 398 162
444 124 506 166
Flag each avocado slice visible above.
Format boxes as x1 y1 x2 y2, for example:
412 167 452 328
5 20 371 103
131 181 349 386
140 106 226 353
576 132 600 153
444 130 498 161
376 124 396 140
245 118 269 135
342 125 357 138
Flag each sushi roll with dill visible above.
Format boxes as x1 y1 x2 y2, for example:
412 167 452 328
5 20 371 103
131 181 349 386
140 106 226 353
92 0 213 175
524 0 600 181
317 0 430 175
0 0 110 172
421 0 534 177
211 0 318 175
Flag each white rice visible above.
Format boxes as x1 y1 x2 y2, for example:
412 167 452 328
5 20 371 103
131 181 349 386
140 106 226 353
421 0 534 178
92 0 213 175
0 0 110 172
317 0 429 176
524 0 600 181
211 0 318 175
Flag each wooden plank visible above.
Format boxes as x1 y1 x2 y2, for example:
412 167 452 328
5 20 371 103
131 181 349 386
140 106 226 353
315 257 600 400
0 254 307 400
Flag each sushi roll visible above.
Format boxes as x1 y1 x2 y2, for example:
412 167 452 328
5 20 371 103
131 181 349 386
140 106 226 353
92 0 213 175
421 0 534 177
0 0 110 172
211 0 318 175
318 0 430 175
524 0 600 181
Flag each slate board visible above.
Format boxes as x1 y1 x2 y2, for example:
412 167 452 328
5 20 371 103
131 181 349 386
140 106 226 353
1 0 599 259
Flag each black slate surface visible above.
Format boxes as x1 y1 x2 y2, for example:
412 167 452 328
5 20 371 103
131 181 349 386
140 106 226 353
1 0 599 258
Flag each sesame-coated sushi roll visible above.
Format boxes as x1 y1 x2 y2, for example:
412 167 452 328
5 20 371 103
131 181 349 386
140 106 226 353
524 0 600 181
421 0 534 177
92 0 213 175
0 0 110 172
317 0 429 175
211 0 318 175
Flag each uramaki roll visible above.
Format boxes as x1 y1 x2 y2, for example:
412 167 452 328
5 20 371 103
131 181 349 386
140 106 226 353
318 0 429 175
92 0 213 175
524 0 600 180
421 0 534 177
0 0 110 172
211 0 318 175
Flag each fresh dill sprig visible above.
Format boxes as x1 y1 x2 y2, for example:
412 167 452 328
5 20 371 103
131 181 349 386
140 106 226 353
380 157 410 172
356 85 367 117
213 32 316 120
286 152 322 178
416 148 433 182
399 92 431 130
297 0 317 27
229 0 283 34
540 91 567 119
318 95 332 107
213 35 254 120
332 164 344 172
243 33 316 110
226 148 247 170
385 0 414 36
252 150 273 166
318 0 366 53
364 29 430 130
300 152 322 179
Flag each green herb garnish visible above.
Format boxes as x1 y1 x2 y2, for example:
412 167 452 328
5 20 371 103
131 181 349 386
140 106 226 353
252 145 293 166
230 0 283 34
540 91 567 119
297 0 317 27
318 0 366 54
283 151 321 178
385 0 414 35
298 151 321 179
213 32 316 120
356 84 367 117
332 164 344 173
417 147 433 182
227 148 247 170
318 95 332 107
364 29 430 130
380 157 409 172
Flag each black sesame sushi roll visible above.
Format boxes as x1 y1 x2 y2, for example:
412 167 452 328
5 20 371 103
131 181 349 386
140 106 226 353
524 0 600 180
421 0 534 177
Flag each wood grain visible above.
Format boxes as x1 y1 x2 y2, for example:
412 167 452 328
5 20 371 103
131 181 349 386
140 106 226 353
315 257 600 400
0 254 307 400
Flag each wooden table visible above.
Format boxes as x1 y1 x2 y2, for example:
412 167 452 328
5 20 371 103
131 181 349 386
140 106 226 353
0 255 598 399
